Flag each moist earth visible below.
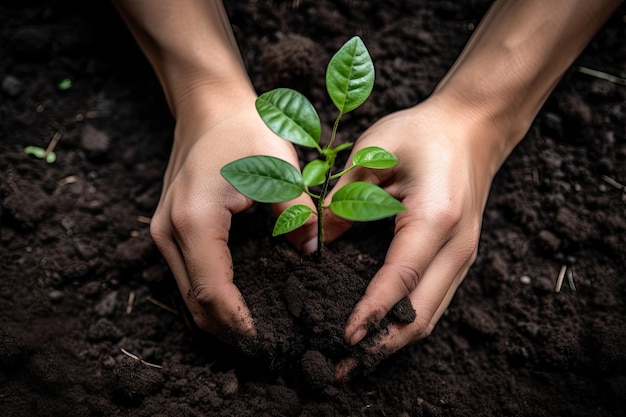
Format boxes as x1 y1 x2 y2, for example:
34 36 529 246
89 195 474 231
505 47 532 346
1 1 625 416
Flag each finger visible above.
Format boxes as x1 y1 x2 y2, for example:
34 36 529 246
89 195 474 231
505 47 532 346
334 357 358 382
339 252 472 380
343 213 448 346
174 201 256 337
381 261 472 351
153 197 256 342
351 229 475 348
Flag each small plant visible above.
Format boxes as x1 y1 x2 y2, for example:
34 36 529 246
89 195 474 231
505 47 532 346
24 145 56 163
57 77 72 91
221 36 405 254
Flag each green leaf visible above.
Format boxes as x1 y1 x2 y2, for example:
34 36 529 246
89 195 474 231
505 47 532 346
24 146 56 163
58 78 72 90
330 181 406 221
353 146 398 169
221 156 304 203
255 88 321 149
273 204 315 236
326 36 375 114
302 159 330 186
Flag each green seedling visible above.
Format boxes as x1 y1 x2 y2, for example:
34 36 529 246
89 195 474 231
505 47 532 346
58 77 72 90
24 145 56 163
221 36 405 254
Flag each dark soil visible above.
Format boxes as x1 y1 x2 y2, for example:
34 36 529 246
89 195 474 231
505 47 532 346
1 1 625 416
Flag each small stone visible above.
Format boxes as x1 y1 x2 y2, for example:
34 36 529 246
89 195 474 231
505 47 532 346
520 275 532 285
94 291 118 316
48 290 64 303
80 124 111 157
2 75 23 97
536 229 561 253
102 355 117 369
74 239 97 260
300 350 334 390
87 318 122 342
590 79 616 98
220 369 239 396
114 237 154 265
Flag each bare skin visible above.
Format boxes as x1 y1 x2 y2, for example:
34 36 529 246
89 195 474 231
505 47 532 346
326 0 622 379
112 0 318 341
112 0 621 373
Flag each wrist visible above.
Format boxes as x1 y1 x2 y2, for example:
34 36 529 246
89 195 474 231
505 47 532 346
423 89 522 179
171 78 257 149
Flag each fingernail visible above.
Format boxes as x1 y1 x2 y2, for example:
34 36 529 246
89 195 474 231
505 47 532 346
349 326 367 346
301 237 317 255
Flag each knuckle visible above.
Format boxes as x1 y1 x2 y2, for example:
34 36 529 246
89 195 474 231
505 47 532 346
169 200 196 237
411 314 435 340
393 264 421 296
431 200 463 231
149 214 170 249
192 282 218 308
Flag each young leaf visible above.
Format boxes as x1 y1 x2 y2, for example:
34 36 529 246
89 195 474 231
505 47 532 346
221 156 304 203
352 146 398 169
58 77 72 90
302 159 330 186
326 36 375 114
255 88 321 149
273 204 315 236
330 181 406 221
24 146 56 163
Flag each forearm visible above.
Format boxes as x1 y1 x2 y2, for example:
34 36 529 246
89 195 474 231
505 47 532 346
432 0 621 170
112 0 255 125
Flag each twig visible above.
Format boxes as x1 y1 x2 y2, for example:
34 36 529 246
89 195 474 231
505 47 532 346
601 175 626 202
136 215 152 224
567 268 577 292
578 66 626 85
120 348 163 369
601 175 625 191
57 175 78 186
120 347 140 360
44 129 64 158
145 295 179 315
555 265 567 293
126 291 136 315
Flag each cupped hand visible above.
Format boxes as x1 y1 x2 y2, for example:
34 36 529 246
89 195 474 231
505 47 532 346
323 96 506 379
149 94 317 343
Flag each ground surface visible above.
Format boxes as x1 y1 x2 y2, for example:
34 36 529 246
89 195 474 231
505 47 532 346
1 1 625 416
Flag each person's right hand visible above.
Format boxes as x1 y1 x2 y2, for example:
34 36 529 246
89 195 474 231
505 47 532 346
322 95 509 379
149 93 318 343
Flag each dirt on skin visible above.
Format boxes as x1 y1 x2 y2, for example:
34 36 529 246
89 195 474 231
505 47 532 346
1 1 625 416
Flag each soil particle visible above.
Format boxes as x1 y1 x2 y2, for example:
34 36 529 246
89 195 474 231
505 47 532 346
80 123 111 157
108 360 165 406
300 349 335 390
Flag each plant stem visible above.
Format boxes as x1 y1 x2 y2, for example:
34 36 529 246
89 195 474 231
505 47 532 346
316 166 330 257
326 112 343 150
316 111 343 258
316 151 336 257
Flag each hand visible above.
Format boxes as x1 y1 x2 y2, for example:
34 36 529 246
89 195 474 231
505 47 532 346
324 96 504 379
149 95 317 343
